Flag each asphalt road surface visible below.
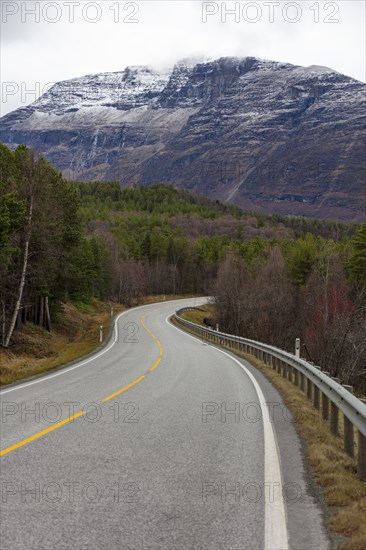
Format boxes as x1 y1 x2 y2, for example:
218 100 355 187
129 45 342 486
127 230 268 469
0 298 330 550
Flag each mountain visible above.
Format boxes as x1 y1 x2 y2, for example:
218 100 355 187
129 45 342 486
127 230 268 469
1 57 365 221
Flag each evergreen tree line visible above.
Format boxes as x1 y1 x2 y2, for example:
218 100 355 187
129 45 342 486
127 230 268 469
0 144 111 347
1 143 365 393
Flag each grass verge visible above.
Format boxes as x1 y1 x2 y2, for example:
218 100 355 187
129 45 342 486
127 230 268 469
243 353 366 550
0 294 198 387
180 304 215 325
0 300 124 386
174 319 366 550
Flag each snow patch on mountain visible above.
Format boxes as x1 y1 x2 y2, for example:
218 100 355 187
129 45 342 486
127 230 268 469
1 55 364 221
25 66 172 115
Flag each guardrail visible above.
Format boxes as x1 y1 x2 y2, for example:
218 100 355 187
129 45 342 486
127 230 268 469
173 307 366 480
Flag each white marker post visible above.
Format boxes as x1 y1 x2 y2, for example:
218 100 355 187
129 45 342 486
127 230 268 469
100 325 103 343
295 338 300 358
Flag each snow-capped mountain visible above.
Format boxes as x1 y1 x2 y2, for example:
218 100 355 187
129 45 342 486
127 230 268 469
1 57 365 220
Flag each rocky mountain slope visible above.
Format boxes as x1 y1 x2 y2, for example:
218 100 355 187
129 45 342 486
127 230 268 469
1 57 365 220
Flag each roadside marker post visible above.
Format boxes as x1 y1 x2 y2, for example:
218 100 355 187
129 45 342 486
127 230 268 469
295 338 300 358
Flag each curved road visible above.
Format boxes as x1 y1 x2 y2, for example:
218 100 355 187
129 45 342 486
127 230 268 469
0 298 330 549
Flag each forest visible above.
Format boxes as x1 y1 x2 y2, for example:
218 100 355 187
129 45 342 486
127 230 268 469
1 143 365 391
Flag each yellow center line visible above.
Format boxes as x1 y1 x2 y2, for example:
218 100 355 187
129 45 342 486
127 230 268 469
0 411 85 457
0 310 164 457
140 312 164 371
150 357 161 372
102 375 145 402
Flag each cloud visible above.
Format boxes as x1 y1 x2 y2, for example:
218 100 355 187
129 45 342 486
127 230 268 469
1 1 365 116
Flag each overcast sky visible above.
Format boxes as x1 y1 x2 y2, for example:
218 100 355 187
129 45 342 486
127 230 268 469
1 0 365 116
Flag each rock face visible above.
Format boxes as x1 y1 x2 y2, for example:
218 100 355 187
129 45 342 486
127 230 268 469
1 57 365 220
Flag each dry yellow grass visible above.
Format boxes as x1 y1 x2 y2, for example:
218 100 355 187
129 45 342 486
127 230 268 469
247 356 366 550
175 319 366 549
246 353 366 550
142 293 197 305
0 301 124 386
180 304 215 325
0 295 200 387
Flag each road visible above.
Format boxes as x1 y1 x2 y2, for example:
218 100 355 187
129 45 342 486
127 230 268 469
0 298 330 550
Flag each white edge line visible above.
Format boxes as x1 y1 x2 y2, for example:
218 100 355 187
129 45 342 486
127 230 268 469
0 298 199 396
166 314 289 550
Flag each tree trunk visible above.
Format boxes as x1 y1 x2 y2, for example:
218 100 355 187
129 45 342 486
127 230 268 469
1 301 5 346
44 296 52 332
38 296 44 328
3 196 33 348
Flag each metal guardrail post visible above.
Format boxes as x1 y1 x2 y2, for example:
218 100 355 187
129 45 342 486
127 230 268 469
330 402 339 435
173 309 366 479
307 377 313 400
277 358 281 374
358 420 366 480
314 384 320 410
343 385 354 458
287 364 293 383
282 361 287 378
322 394 330 420
330 377 340 435
322 372 330 420
313 367 321 410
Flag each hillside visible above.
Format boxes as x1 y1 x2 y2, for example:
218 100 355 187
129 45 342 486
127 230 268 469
1 57 365 221
1 142 365 391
